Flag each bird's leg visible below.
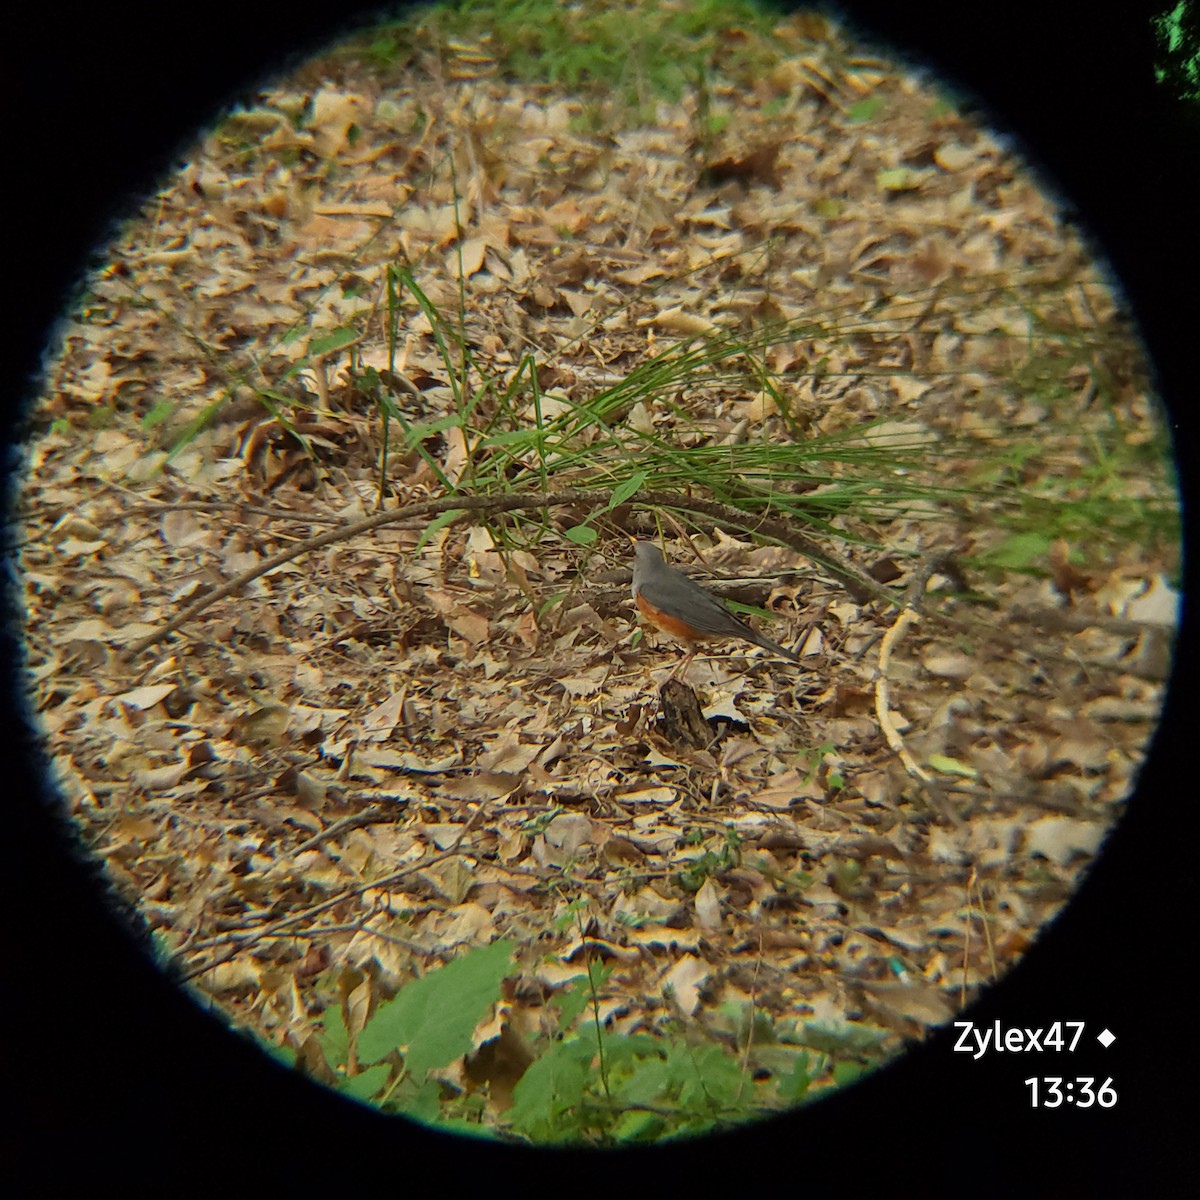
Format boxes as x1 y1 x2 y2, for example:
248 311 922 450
668 643 698 682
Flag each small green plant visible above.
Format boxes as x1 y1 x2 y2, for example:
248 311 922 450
298 940 515 1121
1154 1 1200 107
283 929 886 1143
675 826 743 893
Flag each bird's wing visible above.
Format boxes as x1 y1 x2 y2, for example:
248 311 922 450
641 575 750 636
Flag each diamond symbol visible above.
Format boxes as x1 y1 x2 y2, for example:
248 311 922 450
1097 1028 1116 1048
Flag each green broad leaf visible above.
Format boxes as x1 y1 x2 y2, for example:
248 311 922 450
776 1052 814 1103
611 1108 666 1142
832 1060 868 1087
669 1041 743 1109
140 400 176 430
356 939 514 1077
611 1056 670 1107
318 1004 351 1070
548 976 592 1030
537 591 568 619
343 1062 392 1103
563 524 597 545
307 326 361 356
506 1039 592 1139
397 1076 442 1121
927 754 979 778
981 531 1052 569
847 95 885 122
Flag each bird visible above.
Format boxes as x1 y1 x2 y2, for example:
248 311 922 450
630 540 800 678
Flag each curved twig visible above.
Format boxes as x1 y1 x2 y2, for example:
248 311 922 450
874 606 929 782
118 487 901 662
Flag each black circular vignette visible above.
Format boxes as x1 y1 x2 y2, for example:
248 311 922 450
4 0 1196 1188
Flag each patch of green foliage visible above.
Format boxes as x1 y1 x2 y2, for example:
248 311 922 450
372 0 786 91
277 936 886 1143
676 825 742 893
1153 1 1200 107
